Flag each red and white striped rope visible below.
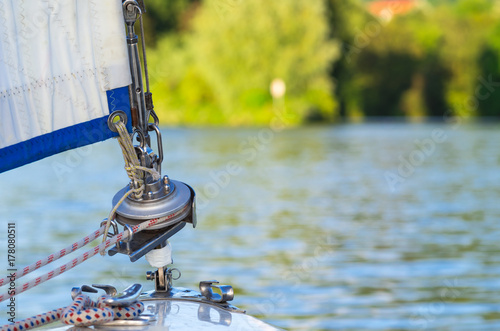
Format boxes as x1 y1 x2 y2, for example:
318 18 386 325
0 225 106 287
0 228 127 303
0 203 188 303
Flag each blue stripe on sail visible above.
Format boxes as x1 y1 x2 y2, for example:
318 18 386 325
0 86 131 173
107 86 131 116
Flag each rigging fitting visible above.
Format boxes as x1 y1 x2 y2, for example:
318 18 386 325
105 0 196 265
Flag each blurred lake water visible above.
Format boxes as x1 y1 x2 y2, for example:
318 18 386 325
0 123 499 330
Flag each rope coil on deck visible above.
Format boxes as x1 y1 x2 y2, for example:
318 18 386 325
61 294 144 327
2 293 145 331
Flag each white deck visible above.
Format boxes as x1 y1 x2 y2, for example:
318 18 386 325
48 298 281 331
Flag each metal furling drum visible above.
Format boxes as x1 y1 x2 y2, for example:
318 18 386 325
109 174 197 262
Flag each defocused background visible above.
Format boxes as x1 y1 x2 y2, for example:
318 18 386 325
2 1 500 331
140 0 500 125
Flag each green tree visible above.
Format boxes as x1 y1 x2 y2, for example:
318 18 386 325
185 0 339 125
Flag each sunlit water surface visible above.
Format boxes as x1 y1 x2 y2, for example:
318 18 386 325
0 123 499 330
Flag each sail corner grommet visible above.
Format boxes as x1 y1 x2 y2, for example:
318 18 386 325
108 110 128 132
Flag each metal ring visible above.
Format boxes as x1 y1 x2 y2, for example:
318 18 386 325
133 128 146 149
108 110 128 132
170 268 181 280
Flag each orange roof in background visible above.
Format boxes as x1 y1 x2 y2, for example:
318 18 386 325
368 0 417 18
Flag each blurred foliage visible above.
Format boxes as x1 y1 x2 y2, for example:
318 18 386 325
188 0 338 125
477 23 500 116
148 0 338 125
142 0 200 45
143 0 500 125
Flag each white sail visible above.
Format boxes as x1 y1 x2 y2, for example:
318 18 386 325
0 0 132 173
